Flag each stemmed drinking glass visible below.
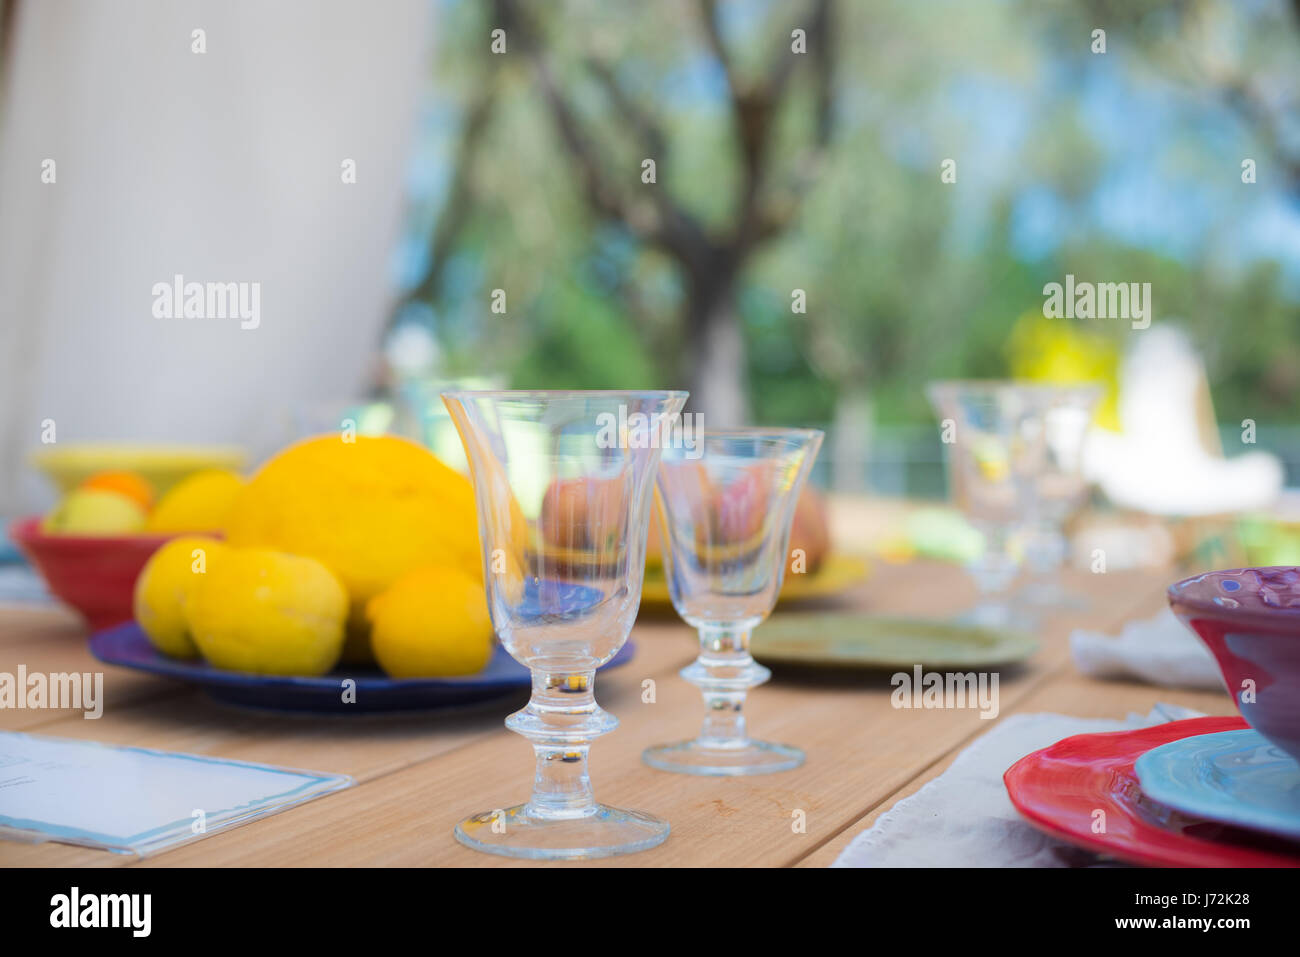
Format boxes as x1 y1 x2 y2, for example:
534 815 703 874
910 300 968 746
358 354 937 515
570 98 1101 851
643 428 824 776
926 382 1048 627
443 389 687 859
1019 384 1102 608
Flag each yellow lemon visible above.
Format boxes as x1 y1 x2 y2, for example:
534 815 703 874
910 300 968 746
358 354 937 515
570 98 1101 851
225 434 482 629
133 537 225 658
184 547 348 676
42 488 147 535
366 565 494 678
146 469 245 533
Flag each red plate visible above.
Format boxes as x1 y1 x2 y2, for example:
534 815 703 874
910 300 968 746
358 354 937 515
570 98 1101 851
1004 716 1300 867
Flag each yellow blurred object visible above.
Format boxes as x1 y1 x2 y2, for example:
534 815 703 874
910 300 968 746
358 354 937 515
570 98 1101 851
145 469 245 532
366 565 495 677
640 553 870 609
42 488 148 535
30 444 245 496
1005 312 1120 430
81 471 155 510
133 536 225 658
972 438 1010 482
226 436 482 625
184 547 348 676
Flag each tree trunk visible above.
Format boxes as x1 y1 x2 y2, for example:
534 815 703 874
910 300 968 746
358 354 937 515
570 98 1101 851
830 387 873 493
685 268 750 425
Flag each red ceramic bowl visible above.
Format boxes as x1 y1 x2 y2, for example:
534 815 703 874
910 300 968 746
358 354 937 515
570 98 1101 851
1168 566 1300 762
9 516 174 631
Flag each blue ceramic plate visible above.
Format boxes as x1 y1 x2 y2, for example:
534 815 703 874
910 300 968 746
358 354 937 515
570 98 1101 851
1135 728 1300 841
90 625 635 715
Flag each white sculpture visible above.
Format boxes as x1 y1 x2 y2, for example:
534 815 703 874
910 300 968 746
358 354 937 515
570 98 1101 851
1084 325 1283 516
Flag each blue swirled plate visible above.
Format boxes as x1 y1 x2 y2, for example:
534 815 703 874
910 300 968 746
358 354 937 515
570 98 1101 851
1135 728 1300 841
89 579 634 714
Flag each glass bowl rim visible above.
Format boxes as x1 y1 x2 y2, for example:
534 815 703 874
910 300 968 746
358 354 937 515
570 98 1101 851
1167 566 1300 630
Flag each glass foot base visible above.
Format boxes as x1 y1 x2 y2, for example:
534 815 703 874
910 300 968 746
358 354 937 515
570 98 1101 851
955 603 1039 633
1018 580 1091 611
642 739 804 776
453 803 669 860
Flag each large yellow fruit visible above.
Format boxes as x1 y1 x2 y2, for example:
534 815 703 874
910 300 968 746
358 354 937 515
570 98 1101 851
146 469 245 532
184 547 348 675
366 565 494 677
134 537 225 658
224 435 482 628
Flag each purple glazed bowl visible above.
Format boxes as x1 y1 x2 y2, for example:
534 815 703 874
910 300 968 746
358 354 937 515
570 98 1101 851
1168 566 1300 762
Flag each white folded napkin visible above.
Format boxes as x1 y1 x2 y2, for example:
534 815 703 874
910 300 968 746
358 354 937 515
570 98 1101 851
831 706 1201 868
1070 607 1224 690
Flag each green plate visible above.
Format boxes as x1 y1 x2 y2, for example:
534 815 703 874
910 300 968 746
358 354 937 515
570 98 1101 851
750 613 1038 669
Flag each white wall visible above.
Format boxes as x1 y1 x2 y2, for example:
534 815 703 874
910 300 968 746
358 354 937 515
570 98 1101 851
0 0 433 512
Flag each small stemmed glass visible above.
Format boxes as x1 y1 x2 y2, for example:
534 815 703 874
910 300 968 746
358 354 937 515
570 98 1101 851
926 382 1047 628
1019 385 1102 608
443 389 687 859
643 428 824 776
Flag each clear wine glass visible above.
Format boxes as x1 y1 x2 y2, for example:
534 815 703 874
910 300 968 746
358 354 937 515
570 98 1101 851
1020 384 1102 608
642 428 824 776
926 381 1048 627
442 389 688 859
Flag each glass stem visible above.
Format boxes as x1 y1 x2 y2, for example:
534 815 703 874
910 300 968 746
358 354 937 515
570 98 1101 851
506 669 616 820
680 623 770 750
969 522 1020 596
1025 521 1067 578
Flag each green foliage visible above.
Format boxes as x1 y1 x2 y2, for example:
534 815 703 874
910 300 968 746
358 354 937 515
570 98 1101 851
410 0 1300 430
506 276 664 389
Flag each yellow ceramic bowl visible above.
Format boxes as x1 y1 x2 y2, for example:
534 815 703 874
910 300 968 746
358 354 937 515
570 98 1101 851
30 444 246 496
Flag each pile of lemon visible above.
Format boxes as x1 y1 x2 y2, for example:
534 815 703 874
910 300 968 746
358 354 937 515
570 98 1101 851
133 435 494 678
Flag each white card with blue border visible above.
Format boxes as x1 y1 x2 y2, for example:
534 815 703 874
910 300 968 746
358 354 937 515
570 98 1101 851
0 731 353 856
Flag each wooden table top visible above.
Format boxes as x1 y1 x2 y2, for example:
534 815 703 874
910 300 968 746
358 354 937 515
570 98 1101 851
0 558 1234 868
